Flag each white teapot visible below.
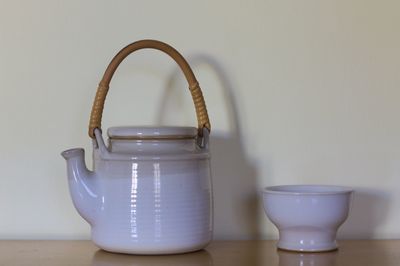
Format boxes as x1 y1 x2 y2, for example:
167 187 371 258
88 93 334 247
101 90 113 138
61 40 212 255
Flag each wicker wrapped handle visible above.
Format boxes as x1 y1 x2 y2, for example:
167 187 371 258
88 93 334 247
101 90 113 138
88 39 211 139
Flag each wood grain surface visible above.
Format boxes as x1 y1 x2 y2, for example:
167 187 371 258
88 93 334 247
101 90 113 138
0 240 399 266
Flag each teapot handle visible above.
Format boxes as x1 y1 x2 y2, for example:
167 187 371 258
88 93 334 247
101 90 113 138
88 39 211 139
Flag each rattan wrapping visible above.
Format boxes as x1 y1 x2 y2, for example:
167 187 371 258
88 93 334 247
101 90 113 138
88 40 211 138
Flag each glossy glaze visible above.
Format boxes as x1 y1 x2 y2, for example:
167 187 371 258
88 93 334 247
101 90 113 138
62 127 212 254
262 185 353 252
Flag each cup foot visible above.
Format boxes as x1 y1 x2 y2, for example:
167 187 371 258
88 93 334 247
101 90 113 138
277 240 338 252
277 228 338 252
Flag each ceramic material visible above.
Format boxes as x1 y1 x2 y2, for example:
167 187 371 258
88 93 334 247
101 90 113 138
62 127 212 254
262 185 353 252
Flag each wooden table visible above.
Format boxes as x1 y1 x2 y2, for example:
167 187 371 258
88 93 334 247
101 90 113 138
0 240 399 266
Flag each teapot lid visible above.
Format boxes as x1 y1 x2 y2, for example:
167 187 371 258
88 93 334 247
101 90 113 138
107 126 197 140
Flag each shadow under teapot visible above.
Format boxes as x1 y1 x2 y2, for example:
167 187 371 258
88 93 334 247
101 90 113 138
91 249 213 266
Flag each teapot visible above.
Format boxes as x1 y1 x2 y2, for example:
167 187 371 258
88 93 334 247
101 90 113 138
61 40 212 254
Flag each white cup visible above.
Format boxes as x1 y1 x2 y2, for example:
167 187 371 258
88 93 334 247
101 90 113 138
262 185 353 252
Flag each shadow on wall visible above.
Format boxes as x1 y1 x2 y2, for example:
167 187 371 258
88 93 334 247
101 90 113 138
338 187 391 239
155 54 261 240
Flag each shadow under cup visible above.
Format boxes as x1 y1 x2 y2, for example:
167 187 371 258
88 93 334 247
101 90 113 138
262 185 353 252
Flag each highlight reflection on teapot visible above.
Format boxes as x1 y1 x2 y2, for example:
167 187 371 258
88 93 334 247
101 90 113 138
278 250 337 266
91 250 213 266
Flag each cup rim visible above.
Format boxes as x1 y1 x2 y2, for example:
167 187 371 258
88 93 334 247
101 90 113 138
263 185 353 195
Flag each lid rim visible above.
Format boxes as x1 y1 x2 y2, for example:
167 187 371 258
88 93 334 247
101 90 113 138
107 126 198 138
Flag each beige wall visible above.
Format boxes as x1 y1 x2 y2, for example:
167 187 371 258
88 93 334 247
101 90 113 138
1 0 399 239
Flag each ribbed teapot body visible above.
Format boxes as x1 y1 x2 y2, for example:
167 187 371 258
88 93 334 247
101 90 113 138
90 128 212 254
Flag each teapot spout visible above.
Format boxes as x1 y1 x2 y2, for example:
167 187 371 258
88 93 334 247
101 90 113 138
61 148 98 225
